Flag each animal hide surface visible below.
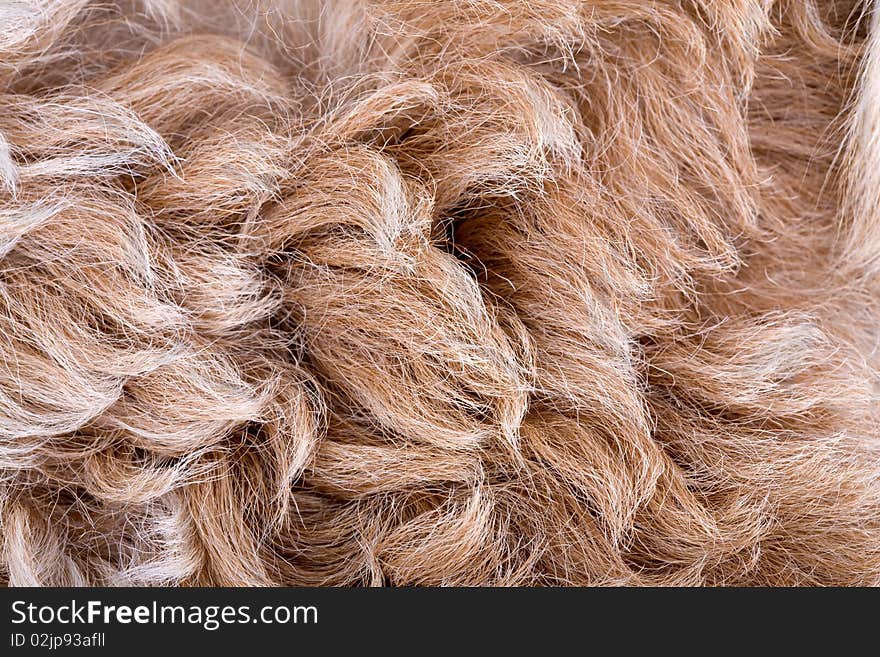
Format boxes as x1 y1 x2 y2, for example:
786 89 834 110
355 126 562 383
1 0 879 586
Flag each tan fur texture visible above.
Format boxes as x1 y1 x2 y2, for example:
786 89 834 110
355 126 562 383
1 0 879 586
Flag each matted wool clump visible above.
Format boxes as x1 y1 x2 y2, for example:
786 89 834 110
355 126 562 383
1 0 879 586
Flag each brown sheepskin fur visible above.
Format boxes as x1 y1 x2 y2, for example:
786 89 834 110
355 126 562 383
1 0 879 586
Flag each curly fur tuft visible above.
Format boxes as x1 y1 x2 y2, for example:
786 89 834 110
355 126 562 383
1 0 879 586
